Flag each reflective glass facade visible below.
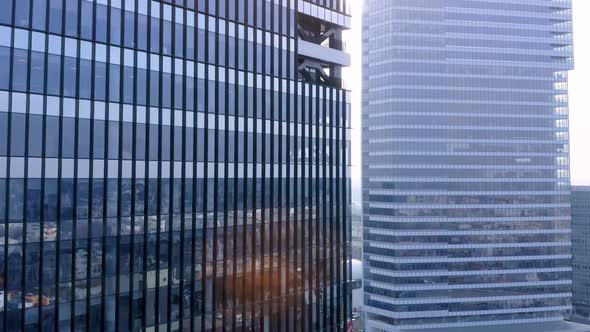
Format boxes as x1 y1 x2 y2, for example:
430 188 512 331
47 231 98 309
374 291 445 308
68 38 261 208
362 0 574 331
0 0 352 330
572 186 590 315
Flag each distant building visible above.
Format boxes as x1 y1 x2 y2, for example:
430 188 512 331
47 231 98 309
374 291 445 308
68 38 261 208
572 186 590 318
351 203 363 260
362 0 574 330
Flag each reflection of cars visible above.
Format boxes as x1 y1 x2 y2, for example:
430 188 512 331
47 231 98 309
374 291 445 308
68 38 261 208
44 226 57 241
25 293 50 308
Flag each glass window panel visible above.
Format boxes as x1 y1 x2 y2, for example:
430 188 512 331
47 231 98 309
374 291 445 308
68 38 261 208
10 113 26 156
93 120 105 159
109 64 120 102
12 49 29 92
108 121 119 159
0 112 7 156
49 0 63 34
65 0 78 37
28 114 43 157
9 179 25 220
96 4 107 43
62 117 75 158
47 54 62 96
63 57 77 97
123 66 134 104
29 51 45 94
124 11 135 48
81 1 93 39
110 7 121 45
45 116 60 158
138 14 148 50
95 62 107 101
0 47 10 90
32 0 47 30
80 59 92 99
15 0 30 28
0 0 13 24
78 118 90 159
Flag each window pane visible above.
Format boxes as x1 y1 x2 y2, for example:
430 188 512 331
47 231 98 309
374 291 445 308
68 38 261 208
15 0 30 28
49 0 63 34
12 49 29 92
11 113 26 156
30 51 45 94
32 0 47 30
28 115 43 157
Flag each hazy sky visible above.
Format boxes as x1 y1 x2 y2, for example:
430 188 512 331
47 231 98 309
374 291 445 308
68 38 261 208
347 0 590 202
569 0 590 185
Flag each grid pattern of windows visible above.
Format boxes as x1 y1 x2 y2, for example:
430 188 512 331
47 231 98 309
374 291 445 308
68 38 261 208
362 0 573 331
572 187 590 311
0 0 352 331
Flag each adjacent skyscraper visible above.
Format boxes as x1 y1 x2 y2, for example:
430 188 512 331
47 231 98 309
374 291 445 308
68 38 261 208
0 0 352 330
362 0 574 330
571 186 590 319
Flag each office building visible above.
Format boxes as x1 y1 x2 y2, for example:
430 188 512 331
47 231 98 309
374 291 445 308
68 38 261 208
572 186 590 318
0 0 352 330
362 0 574 330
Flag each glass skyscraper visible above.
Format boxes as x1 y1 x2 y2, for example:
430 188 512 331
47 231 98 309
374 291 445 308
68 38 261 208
571 186 590 318
0 0 352 331
362 0 573 331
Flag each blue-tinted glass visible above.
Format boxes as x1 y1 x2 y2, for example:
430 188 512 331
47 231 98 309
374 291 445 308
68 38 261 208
63 57 77 97
81 1 93 39
0 179 5 221
109 64 120 102
9 179 24 220
0 0 12 24
122 122 133 159
136 68 147 105
65 0 78 37
94 62 106 100
136 124 146 160
0 113 7 156
28 114 43 157
150 17 160 53
93 120 105 159
77 179 89 219
47 54 61 96
123 66 134 104
14 0 30 28
49 0 63 34
96 4 107 43
108 121 119 159
62 117 75 158
0 47 9 90
61 179 74 220
110 7 121 45
78 118 90 158
32 0 46 30
10 113 26 156
174 23 183 57
163 21 172 55
30 51 45 94
27 179 42 221
12 49 29 92
137 14 148 50
80 59 92 99
45 116 59 157
124 11 135 48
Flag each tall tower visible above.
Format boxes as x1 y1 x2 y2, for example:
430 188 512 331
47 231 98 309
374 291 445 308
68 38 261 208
0 0 352 330
362 1 574 330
